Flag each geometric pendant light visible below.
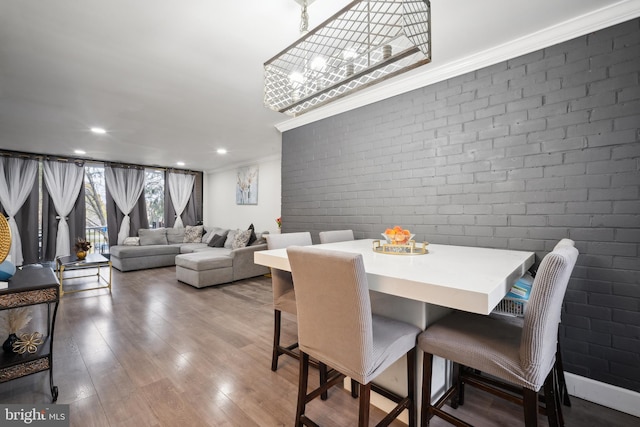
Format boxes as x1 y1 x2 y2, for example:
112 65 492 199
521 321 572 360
264 0 431 116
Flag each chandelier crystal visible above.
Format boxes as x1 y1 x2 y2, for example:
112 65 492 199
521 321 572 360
264 0 431 116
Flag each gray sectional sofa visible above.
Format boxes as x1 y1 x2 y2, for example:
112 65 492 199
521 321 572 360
109 226 269 287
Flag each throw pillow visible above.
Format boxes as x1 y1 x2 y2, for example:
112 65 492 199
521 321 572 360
208 230 229 247
247 223 257 246
251 234 267 246
232 229 252 249
201 229 213 243
224 229 238 249
122 237 140 246
183 225 204 243
139 228 168 245
166 228 185 244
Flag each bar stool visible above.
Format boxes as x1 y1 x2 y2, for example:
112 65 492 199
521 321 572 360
318 229 355 244
485 238 575 411
419 244 579 427
287 246 421 427
265 232 312 371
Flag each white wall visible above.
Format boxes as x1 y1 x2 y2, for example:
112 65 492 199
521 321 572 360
203 155 281 234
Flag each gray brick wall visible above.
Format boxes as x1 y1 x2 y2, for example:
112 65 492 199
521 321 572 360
282 19 640 392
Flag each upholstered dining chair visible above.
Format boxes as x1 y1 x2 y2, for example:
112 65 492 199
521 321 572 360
318 229 355 244
549 238 576 407
287 246 421 427
419 243 579 427
265 232 312 371
485 238 575 412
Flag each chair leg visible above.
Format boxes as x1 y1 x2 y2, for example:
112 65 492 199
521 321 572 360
319 362 328 401
523 388 538 427
549 368 564 427
554 368 565 427
271 310 282 371
421 353 434 427
450 363 464 408
358 382 371 427
351 378 359 398
407 348 417 427
556 336 571 407
543 370 561 427
295 352 310 427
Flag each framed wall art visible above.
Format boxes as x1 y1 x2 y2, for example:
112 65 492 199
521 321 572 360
236 165 258 205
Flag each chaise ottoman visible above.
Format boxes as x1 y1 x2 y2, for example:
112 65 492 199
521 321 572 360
175 252 234 288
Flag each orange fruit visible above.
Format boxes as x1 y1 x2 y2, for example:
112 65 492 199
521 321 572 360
385 228 394 234
402 229 410 235
393 225 402 232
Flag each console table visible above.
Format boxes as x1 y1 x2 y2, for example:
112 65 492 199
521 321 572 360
0 267 59 402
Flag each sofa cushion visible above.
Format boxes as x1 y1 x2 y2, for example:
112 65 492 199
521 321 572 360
111 244 179 258
232 229 252 249
208 232 228 248
224 229 238 249
179 243 209 253
183 225 204 243
175 252 233 270
139 228 168 245
166 228 185 244
247 223 257 246
201 229 215 244
123 237 140 246
251 233 267 246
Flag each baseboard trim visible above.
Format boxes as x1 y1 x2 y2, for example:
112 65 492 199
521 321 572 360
566 373 640 417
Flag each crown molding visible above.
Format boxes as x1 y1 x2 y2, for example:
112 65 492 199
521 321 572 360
275 0 640 132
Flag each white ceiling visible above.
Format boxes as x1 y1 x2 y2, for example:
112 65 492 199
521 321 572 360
0 0 637 173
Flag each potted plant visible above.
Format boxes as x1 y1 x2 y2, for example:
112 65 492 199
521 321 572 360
74 237 92 260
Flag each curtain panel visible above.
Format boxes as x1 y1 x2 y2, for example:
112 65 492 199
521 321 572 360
42 161 85 259
0 157 39 266
106 186 148 247
166 172 195 228
105 166 148 246
41 183 86 262
105 166 146 245
14 178 39 265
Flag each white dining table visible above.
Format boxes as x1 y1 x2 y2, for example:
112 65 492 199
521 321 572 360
254 238 535 315
254 238 535 419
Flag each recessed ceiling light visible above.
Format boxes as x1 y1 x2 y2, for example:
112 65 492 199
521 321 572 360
176 161 185 166
217 148 227 154
90 127 106 134
74 149 86 155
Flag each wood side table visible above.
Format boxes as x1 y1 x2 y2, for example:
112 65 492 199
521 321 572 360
0 267 59 401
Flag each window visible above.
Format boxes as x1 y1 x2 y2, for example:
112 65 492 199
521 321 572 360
145 169 164 228
85 165 108 253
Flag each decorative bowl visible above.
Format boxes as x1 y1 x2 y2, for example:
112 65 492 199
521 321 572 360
381 233 415 245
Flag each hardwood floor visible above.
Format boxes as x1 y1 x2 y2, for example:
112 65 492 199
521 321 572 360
0 266 637 426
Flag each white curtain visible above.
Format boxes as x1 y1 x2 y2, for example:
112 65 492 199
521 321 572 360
168 172 195 228
43 161 84 259
105 167 145 245
0 158 38 266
